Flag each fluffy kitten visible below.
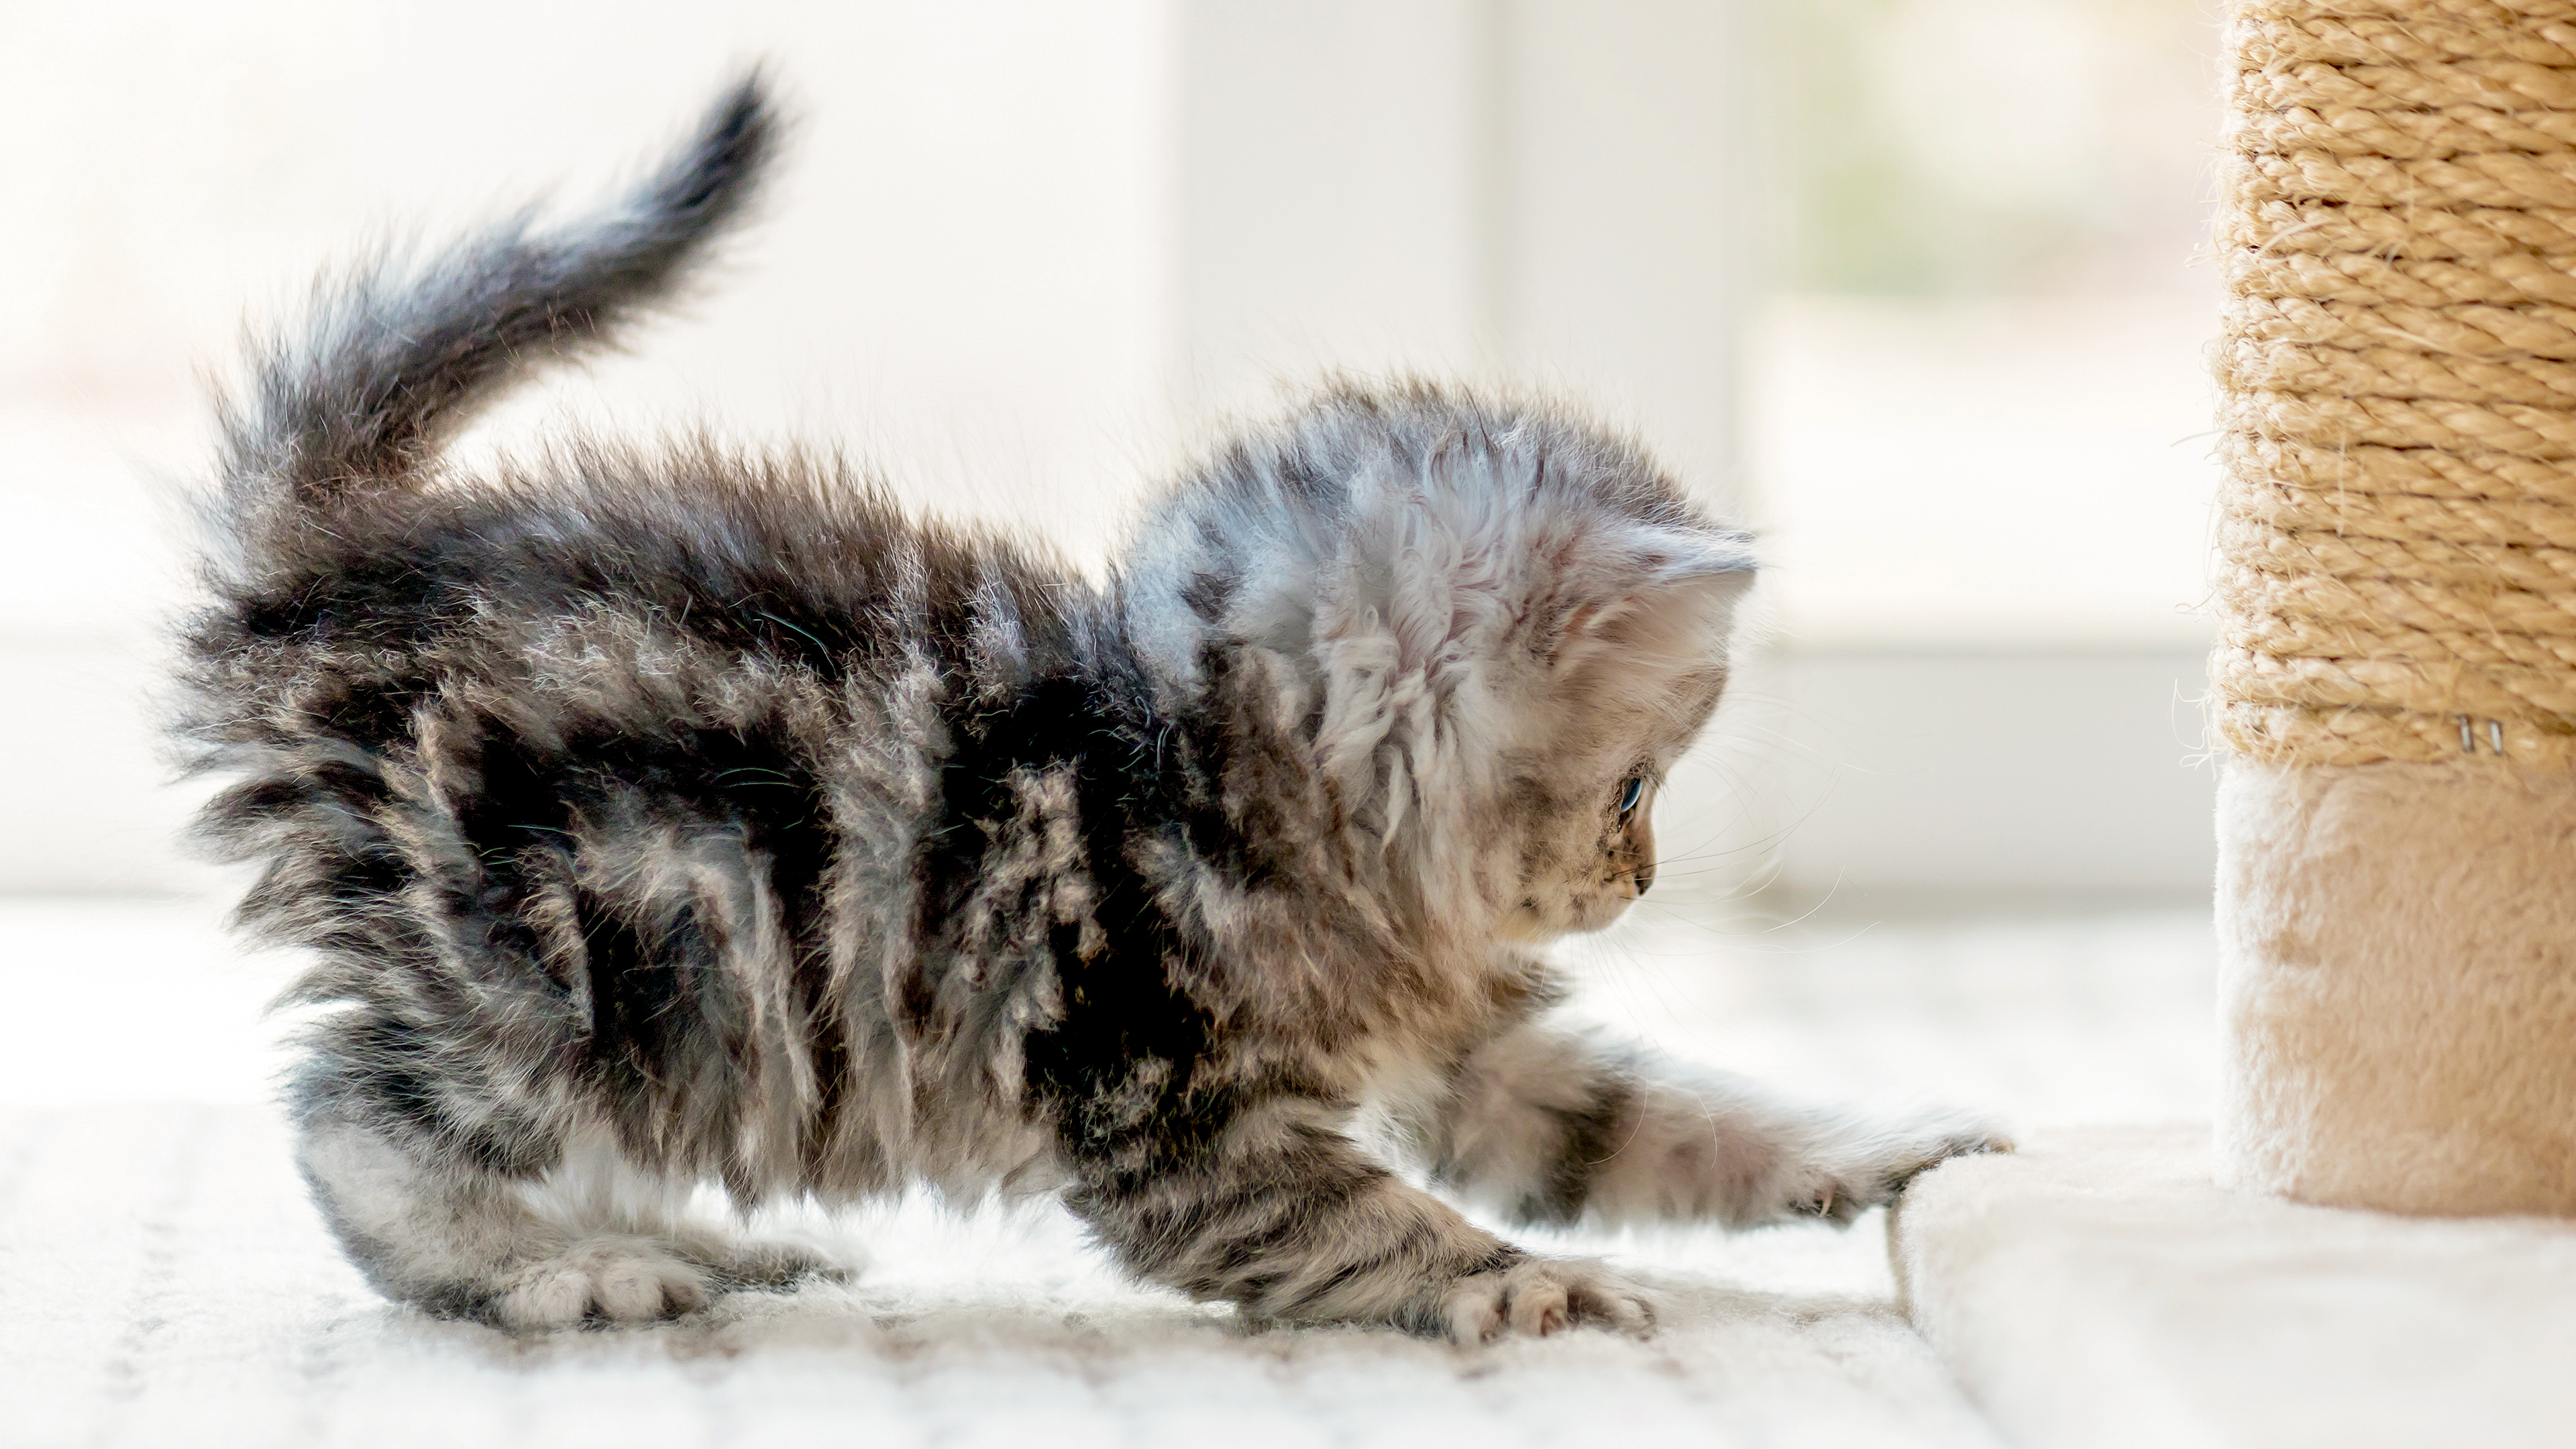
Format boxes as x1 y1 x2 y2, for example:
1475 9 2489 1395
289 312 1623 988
177 74 2004 1342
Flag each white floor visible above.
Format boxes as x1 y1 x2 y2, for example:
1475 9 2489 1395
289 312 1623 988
0 892 2216 1448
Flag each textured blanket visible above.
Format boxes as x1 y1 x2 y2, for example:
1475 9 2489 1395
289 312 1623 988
7 1105 2001 1448
0 898 2218 1446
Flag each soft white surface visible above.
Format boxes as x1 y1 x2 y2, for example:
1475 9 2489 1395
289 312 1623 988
0 896 2214 1446
1894 1125 2576 1449
3 1106 2008 1449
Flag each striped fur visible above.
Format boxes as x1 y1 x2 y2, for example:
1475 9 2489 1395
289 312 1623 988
175 73 2005 1342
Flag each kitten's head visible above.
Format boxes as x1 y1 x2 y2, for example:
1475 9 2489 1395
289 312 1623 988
1122 381 1754 943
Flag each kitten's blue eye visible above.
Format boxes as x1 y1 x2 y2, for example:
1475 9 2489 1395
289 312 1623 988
1617 775 1646 818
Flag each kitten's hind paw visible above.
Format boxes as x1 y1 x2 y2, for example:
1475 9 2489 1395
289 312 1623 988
492 1236 711 1330
700 1236 857 1290
1438 1256 1656 1346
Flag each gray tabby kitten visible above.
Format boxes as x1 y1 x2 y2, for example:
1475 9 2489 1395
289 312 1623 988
178 74 2005 1342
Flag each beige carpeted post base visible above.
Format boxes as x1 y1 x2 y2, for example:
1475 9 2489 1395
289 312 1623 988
2217 761 2576 1215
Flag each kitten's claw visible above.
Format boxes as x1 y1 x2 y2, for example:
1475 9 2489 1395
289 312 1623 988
1790 1113 2012 1224
1436 1256 1656 1345
492 1236 711 1329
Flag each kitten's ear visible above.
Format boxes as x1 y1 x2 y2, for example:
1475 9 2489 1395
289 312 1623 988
1558 531 1756 667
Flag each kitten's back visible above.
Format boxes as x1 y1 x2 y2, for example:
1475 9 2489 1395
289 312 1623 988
170 73 1113 1201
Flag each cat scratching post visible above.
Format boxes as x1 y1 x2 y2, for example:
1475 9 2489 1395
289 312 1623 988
1882 11 2576 1435
2214 0 2576 1214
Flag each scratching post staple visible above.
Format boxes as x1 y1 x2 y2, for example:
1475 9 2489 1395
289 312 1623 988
2215 0 2576 1214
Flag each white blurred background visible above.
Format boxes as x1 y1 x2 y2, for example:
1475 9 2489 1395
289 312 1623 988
0 1 2224 1114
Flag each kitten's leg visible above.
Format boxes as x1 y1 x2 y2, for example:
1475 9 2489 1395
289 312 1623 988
1059 1089 1652 1344
1414 1020 2010 1230
296 1105 842 1328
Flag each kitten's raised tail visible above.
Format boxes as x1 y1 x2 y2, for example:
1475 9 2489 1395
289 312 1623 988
215 70 780 519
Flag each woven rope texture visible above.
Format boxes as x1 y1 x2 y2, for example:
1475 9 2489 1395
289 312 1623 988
2216 0 2576 765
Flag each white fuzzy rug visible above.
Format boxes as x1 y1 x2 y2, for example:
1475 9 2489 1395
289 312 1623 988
0 895 2220 1448
7 1105 2002 1448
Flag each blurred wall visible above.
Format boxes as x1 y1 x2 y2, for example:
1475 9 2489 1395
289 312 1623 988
1731 0 2224 908
0 1 1750 894
2 1 2226 907
1179 1 1742 496
1735 294 2220 906
0 2 1177 891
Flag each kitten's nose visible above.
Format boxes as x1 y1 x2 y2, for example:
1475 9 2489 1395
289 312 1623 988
1632 862 1654 896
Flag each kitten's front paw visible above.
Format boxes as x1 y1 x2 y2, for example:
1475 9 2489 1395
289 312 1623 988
492 1236 711 1330
1791 1112 2012 1224
1436 1256 1656 1346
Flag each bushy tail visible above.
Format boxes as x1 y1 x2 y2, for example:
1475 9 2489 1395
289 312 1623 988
217 70 780 521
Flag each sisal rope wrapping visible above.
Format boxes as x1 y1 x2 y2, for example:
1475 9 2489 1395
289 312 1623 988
2216 0 2576 765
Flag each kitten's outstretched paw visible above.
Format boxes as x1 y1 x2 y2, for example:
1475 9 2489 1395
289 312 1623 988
1437 1256 1656 1346
492 1236 711 1329
1791 1113 2013 1224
